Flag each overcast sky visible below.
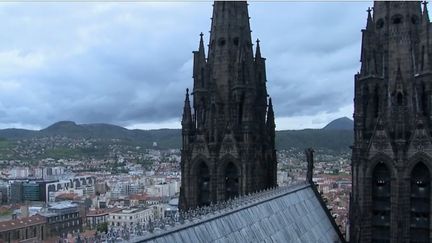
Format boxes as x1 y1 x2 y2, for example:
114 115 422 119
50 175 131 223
0 1 371 131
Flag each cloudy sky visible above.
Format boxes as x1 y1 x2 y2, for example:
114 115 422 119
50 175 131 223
0 1 371 131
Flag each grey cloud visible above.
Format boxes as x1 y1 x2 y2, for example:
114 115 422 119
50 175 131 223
0 2 370 129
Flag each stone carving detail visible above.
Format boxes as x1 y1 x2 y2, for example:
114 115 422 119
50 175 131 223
219 134 239 158
372 130 389 150
192 135 209 159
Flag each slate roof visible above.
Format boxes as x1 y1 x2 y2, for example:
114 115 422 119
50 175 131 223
134 183 344 243
0 215 46 232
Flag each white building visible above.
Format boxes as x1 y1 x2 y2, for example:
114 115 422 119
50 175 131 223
146 181 180 198
9 167 30 178
107 205 164 229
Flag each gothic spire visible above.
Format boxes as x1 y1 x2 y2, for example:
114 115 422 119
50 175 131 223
366 7 374 31
198 32 206 62
266 97 276 147
182 88 193 129
207 1 253 65
193 33 207 89
180 0 277 211
423 1 430 24
255 39 262 59
267 97 275 129
206 1 254 107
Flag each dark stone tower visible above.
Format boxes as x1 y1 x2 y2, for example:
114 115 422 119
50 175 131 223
350 2 432 242
179 1 277 211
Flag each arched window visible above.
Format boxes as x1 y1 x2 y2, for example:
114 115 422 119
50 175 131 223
376 19 384 29
410 163 430 242
397 92 403 106
422 84 428 116
225 162 239 199
373 86 379 117
218 38 226 47
200 99 206 125
412 15 419 25
197 162 210 207
392 14 403 25
242 61 246 84
201 68 205 88
210 104 216 142
362 85 369 114
238 94 244 125
421 45 425 71
372 162 391 243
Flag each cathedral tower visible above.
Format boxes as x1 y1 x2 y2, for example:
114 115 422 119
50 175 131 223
351 2 432 242
179 1 277 211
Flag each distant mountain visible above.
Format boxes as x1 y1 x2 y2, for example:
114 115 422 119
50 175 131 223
276 129 352 151
0 128 37 140
0 121 353 151
41 121 91 137
322 117 353 130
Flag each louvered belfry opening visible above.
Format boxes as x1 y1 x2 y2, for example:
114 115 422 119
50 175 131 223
410 163 430 243
225 162 239 200
371 162 391 243
198 162 210 207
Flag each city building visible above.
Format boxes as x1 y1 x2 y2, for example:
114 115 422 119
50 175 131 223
85 207 121 230
107 205 164 229
350 2 432 242
164 198 178 218
9 182 23 203
180 0 277 210
0 215 47 242
22 182 40 202
0 183 9 204
45 175 95 202
39 201 82 237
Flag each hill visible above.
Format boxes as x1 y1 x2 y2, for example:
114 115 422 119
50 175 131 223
0 118 353 152
322 117 353 130
276 129 352 151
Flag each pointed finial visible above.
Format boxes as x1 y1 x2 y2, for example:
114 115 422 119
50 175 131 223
255 38 262 59
423 1 430 24
199 32 204 43
197 32 206 61
366 7 374 30
199 33 204 44
182 88 193 128
268 97 274 118
266 97 275 131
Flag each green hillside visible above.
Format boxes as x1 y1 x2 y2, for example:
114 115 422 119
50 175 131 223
0 120 353 152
